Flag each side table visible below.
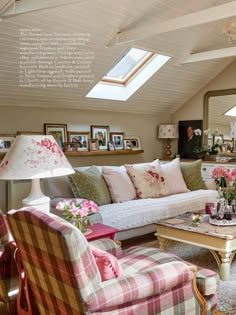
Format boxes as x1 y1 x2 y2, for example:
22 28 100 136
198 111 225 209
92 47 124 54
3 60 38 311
85 223 119 241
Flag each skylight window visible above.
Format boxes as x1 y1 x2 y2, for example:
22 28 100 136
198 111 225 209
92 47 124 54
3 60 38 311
86 48 170 101
102 48 154 85
224 106 236 117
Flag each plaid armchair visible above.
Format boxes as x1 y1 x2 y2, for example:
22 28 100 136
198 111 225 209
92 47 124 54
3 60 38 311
0 211 18 315
7 207 219 315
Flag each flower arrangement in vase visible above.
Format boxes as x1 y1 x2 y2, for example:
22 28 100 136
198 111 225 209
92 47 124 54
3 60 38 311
212 166 236 204
56 198 99 233
191 213 203 227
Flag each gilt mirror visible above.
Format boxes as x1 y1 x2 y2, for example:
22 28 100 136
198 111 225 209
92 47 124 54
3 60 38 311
204 88 236 141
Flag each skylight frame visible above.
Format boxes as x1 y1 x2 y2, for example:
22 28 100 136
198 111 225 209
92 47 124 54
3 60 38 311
101 49 156 86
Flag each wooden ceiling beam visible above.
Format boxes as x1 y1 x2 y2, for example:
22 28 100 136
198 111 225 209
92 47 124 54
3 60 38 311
181 46 236 64
1 0 86 18
107 1 236 47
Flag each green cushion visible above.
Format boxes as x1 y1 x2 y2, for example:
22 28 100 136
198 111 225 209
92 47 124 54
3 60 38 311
68 166 111 205
180 160 206 191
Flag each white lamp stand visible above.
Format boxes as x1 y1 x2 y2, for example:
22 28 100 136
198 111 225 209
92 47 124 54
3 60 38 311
22 178 50 212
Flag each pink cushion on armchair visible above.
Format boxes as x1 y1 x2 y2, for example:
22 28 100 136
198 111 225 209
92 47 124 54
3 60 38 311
90 246 124 281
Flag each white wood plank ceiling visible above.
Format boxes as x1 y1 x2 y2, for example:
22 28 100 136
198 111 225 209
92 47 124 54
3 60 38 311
0 0 235 115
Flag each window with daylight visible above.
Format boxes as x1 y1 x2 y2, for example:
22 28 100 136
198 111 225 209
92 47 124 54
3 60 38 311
86 48 170 101
224 105 236 117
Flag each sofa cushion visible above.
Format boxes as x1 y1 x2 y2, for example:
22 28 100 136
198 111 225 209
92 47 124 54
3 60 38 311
124 160 170 198
160 158 189 195
102 166 136 203
180 160 206 191
90 245 124 281
68 166 111 206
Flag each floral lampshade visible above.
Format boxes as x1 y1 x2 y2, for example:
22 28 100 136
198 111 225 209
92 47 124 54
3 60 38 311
0 135 74 212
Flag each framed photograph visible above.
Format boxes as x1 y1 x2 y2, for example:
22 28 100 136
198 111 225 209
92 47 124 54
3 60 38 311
110 132 125 150
90 125 110 150
123 139 133 150
44 124 68 150
88 139 99 151
124 136 141 150
178 120 203 159
64 142 79 152
207 137 213 150
107 141 115 151
0 134 16 153
67 131 89 151
213 135 223 146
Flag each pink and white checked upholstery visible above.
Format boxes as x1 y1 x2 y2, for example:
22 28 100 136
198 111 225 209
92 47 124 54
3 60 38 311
0 211 18 315
7 207 218 315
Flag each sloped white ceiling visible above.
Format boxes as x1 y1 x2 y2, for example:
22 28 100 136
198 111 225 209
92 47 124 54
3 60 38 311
0 0 235 115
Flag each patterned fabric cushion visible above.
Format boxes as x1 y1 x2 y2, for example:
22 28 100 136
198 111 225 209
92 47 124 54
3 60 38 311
90 246 124 281
0 211 10 245
160 158 189 195
124 159 170 198
180 159 206 190
68 166 111 205
102 166 136 203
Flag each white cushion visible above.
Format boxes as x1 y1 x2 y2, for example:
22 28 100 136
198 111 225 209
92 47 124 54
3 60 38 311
102 166 136 203
160 158 189 195
124 159 170 198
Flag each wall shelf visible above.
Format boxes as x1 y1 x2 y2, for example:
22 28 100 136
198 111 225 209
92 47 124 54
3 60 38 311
65 149 144 157
0 149 144 160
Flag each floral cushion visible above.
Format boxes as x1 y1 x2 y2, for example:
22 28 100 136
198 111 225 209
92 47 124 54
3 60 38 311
102 166 137 203
90 246 124 281
68 166 111 206
124 160 170 198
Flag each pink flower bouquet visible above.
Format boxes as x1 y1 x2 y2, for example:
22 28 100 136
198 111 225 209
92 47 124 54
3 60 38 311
56 198 99 233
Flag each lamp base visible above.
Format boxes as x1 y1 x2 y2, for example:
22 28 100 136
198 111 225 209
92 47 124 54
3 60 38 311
22 178 50 212
165 138 172 159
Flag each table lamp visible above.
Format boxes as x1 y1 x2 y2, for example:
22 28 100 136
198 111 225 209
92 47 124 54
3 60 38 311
0 135 74 212
158 124 179 159
230 122 236 152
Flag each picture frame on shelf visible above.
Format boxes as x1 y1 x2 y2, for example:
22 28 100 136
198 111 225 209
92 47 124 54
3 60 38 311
44 123 68 150
90 125 110 150
88 138 99 151
107 141 115 151
64 142 79 152
124 136 141 150
123 139 133 150
110 132 125 150
207 137 213 150
0 134 16 153
213 135 223 146
67 131 89 151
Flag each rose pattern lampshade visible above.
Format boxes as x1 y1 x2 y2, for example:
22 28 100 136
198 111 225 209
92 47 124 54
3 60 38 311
0 135 74 212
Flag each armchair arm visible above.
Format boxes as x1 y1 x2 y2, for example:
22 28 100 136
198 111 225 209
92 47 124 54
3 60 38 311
86 261 193 311
89 238 122 258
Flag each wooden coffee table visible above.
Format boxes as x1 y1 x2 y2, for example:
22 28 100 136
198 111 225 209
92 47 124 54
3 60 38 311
156 212 236 281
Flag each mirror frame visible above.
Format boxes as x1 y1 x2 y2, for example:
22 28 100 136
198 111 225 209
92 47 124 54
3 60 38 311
203 88 236 131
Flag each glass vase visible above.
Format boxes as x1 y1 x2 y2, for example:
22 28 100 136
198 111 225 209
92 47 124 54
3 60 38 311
71 217 88 233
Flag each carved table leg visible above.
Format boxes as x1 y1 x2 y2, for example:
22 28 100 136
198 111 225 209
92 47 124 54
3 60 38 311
157 236 172 250
210 249 236 281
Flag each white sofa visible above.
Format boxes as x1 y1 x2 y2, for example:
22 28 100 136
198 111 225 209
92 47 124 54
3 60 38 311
42 159 218 241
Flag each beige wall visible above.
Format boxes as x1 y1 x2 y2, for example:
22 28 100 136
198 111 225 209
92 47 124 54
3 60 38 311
172 59 236 153
0 106 171 211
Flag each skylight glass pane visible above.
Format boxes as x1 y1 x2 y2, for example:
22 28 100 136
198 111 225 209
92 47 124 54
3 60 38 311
224 105 236 116
105 48 149 80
